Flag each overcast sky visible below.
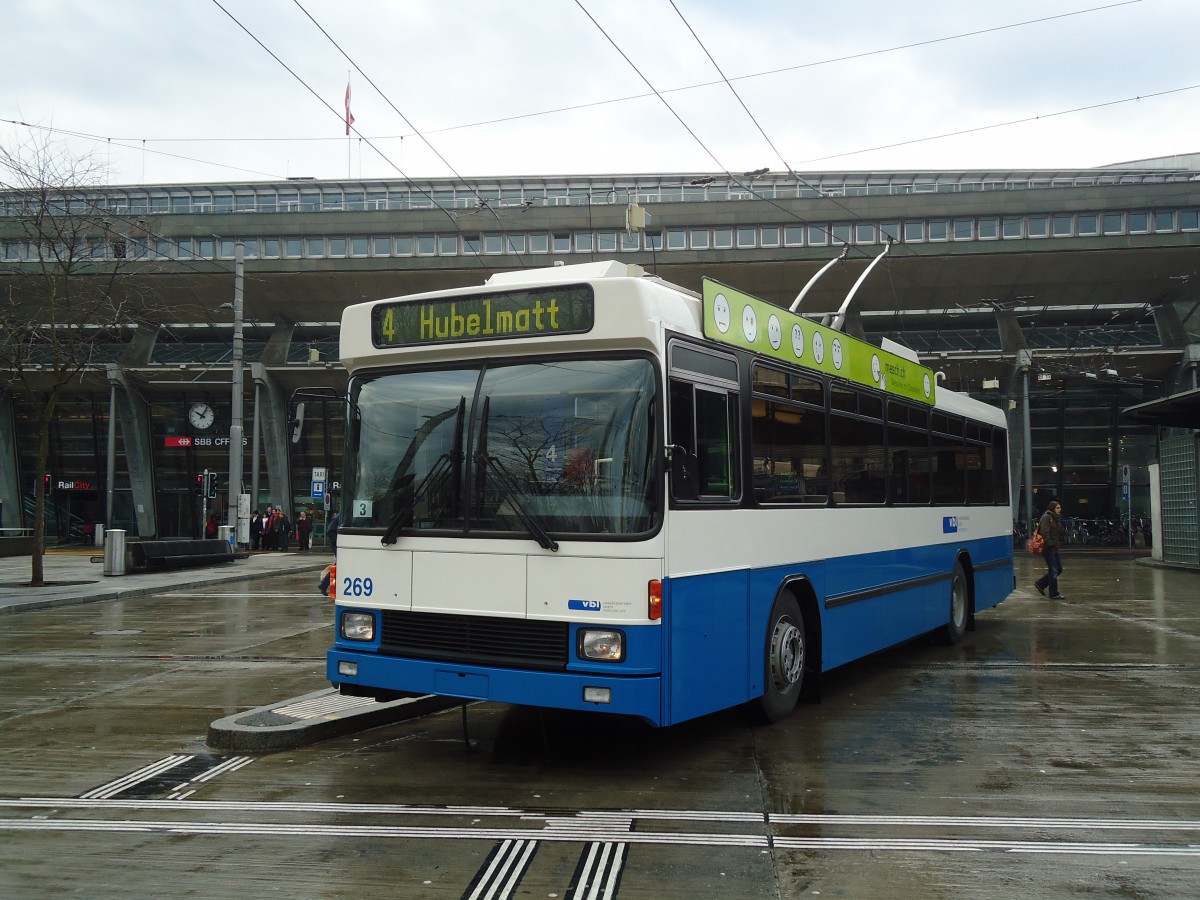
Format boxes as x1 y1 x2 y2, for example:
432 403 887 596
4 0 1199 186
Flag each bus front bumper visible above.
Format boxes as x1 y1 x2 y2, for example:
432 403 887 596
327 649 664 726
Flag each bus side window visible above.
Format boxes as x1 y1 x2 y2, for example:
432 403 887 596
695 388 735 497
669 378 736 501
669 379 700 500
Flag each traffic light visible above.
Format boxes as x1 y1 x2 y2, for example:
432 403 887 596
196 473 204 494
205 472 219 499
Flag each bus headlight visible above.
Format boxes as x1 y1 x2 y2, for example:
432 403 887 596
579 629 624 662
340 611 375 641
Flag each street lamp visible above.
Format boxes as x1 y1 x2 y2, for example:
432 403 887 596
219 242 245 544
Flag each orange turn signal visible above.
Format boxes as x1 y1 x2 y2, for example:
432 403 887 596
648 579 662 620
328 564 337 599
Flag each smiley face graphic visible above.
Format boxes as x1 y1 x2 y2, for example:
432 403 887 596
791 323 805 358
923 373 932 398
831 337 844 370
871 354 882 384
767 315 782 350
741 305 757 343
713 293 731 333
811 331 825 364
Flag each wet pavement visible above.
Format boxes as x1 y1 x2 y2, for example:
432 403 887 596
0 549 1196 898
0 546 331 613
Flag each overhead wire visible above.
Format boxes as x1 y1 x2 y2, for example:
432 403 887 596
7 2 1190 357
1 0 1186 208
662 0 902 303
581 0 943 339
208 0 497 275
36 1 1141 153
575 0 882 271
289 0 529 267
6 5 1178 373
0 128 325 315
0 117 287 180
798 82 1200 166
657 0 1184 355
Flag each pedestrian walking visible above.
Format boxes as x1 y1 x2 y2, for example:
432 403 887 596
327 510 340 553
1033 500 1066 600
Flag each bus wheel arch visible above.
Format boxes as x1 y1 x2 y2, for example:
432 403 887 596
936 554 973 646
755 579 821 723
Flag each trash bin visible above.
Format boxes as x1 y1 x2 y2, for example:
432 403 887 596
218 524 234 551
103 529 127 576
94 524 105 548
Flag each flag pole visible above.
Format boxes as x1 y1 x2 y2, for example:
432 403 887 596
344 71 354 179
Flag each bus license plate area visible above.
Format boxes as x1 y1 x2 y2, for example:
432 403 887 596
434 669 489 699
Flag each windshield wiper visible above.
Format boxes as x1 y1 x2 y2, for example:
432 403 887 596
474 396 559 552
380 455 455 545
476 453 560 552
381 398 465 545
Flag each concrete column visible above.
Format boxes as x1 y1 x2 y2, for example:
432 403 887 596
250 362 293 516
0 392 21 529
105 366 158 539
249 316 296 514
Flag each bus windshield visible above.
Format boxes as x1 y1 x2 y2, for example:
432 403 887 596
344 357 659 539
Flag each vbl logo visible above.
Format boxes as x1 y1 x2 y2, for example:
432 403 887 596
942 516 959 533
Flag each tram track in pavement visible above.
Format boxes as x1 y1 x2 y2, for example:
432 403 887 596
2 796 1199 860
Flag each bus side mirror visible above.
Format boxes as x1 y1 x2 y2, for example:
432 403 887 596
667 445 699 501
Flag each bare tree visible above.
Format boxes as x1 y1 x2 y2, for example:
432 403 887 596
0 131 165 586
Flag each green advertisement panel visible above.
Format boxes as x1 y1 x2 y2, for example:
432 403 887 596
701 278 935 405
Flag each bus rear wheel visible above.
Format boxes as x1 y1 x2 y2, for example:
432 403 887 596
936 560 969 646
757 594 806 723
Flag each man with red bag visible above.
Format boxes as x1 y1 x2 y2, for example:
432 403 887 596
1033 501 1065 599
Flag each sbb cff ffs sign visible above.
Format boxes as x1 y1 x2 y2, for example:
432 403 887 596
165 436 247 447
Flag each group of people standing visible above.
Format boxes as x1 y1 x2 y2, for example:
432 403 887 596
249 507 312 551
244 507 339 552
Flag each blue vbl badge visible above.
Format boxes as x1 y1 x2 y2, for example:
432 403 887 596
942 516 959 533
568 599 602 611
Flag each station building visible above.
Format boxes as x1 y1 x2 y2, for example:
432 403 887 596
2 157 1198 560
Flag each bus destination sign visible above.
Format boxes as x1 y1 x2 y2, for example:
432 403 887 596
372 285 595 348
701 278 936 405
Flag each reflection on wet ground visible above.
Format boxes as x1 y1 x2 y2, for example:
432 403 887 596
0 555 1197 899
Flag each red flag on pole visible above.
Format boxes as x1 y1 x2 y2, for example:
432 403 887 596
344 82 355 135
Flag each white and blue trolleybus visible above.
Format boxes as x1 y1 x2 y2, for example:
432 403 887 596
328 261 1015 726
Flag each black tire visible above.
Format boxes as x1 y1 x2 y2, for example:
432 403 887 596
936 560 969 646
756 593 806 723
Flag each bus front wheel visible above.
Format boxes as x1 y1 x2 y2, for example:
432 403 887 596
757 594 806 723
936 560 969 646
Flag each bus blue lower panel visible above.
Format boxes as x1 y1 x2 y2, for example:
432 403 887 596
328 650 664 726
329 537 1012 729
663 567 754 725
